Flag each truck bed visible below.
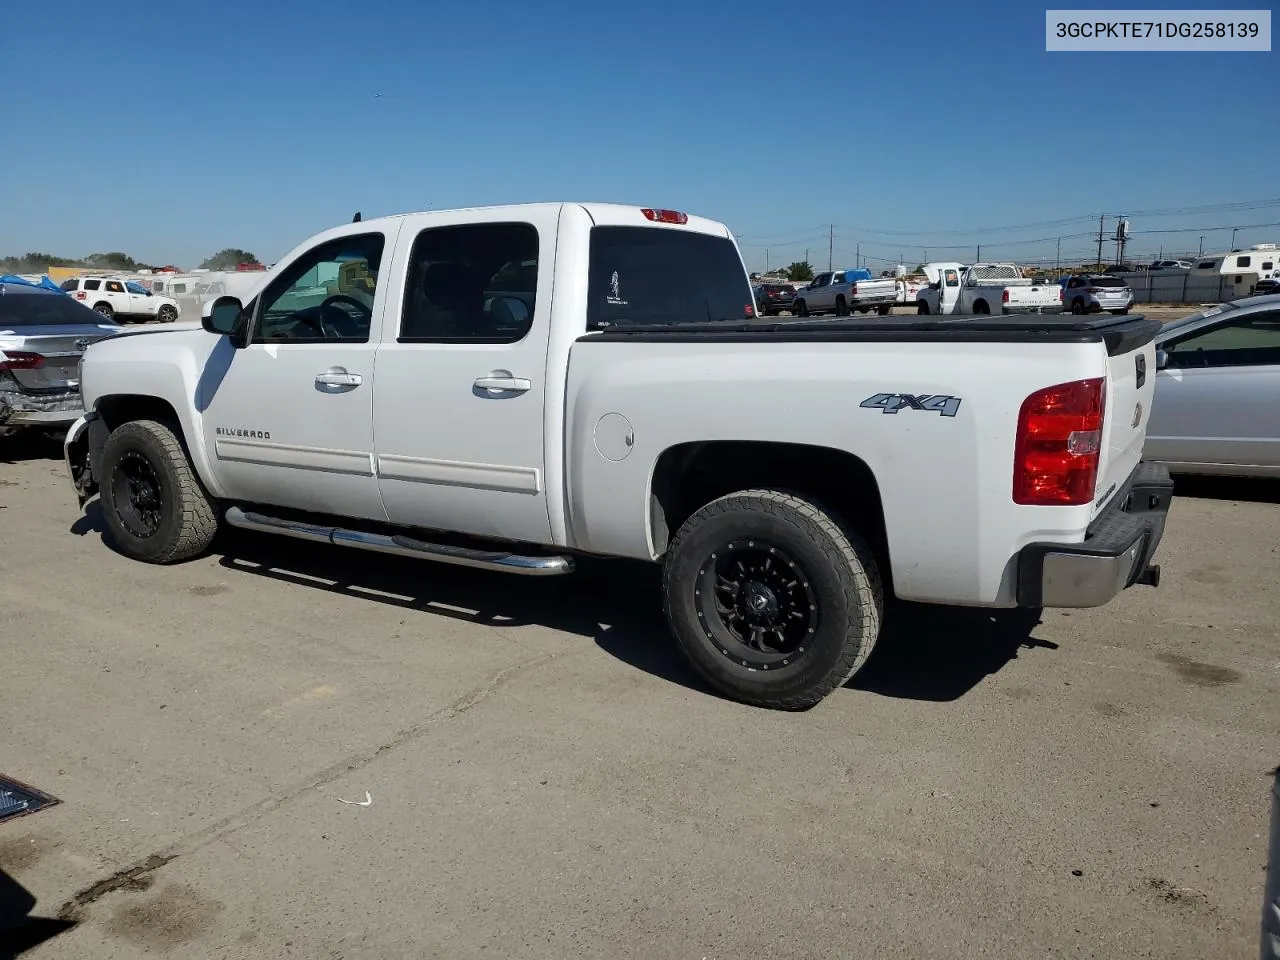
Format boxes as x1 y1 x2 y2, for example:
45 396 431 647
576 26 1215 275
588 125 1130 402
585 313 1162 355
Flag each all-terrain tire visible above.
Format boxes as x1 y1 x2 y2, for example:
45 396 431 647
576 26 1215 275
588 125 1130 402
157 304 178 323
100 419 219 564
93 302 114 320
662 489 883 710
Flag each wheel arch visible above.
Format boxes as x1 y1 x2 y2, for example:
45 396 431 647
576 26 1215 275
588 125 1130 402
92 393 223 498
647 440 891 589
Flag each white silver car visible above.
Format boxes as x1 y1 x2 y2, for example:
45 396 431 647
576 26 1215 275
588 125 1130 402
1144 295 1280 478
1063 274 1133 315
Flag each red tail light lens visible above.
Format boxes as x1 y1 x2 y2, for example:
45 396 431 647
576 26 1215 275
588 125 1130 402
640 208 688 225
851 282 859 294
1002 289 1010 303
74 291 86 300
0 351 44 371
1013 377 1106 505
1058 286 1064 300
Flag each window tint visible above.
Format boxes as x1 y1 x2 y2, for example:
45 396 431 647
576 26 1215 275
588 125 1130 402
1164 311 1280 369
0 291 119 327
1237 256 1252 268
1090 276 1126 288
172 283 186 293
944 269 959 287
253 233 384 343
1264 261 1274 271
587 226 753 329
83 279 101 290
60 279 77 291
398 223 537 343
1196 261 1215 270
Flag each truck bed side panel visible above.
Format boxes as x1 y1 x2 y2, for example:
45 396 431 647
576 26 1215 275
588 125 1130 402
564 338 1107 606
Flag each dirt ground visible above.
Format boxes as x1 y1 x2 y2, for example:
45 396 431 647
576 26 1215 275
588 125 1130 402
0 432 1276 959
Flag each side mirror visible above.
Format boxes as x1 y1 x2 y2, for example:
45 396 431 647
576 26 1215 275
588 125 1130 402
204 296 249 348
1155 348 1169 371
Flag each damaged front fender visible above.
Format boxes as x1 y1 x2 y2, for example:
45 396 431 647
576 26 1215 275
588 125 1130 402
63 413 98 506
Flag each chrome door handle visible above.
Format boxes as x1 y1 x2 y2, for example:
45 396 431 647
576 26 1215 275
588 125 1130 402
473 376 531 393
315 368 362 387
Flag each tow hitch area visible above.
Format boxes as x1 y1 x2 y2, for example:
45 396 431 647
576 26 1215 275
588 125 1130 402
0 774 59 825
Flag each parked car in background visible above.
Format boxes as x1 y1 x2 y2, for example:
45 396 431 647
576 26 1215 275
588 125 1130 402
59 276 180 323
1253 278 1280 297
915 262 1063 315
1144 295 1280 478
0 280 122 435
752 282 795 316
1062 274 1133 315
791 269 897 316
1148 259 1191 271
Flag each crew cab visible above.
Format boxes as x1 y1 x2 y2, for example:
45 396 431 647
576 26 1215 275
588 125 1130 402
60 276 181 324
915 262 1064 315
64 202 1171 710
792 269 897 317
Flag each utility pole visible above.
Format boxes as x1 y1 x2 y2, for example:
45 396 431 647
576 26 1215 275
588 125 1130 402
1055 237 1061 278
765 248 770 272
1096 213 1105 269
976 245 981 262
804 247 810 269
828 224 834 272
1231 227 1239 250
1198 236 1205 257
856 242 860 269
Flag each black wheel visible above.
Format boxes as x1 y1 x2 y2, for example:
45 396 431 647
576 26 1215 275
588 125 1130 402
794 299 809 317
916 301 930 315
1070 298 1086 315
876 304 891 316
93 302 114 320
100 419 219 563
1113 307 1130 315
157 304 178 323
662 489 883 710
834 296 849 317
973 300 990 314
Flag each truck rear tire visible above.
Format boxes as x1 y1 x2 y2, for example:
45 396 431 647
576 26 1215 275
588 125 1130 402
835 296 849 316
917 301 930 314
876 304 892 316
794 299 808 317
662 489 883 710
100 419 219 564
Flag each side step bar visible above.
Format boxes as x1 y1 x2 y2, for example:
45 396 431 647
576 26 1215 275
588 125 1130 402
224 507 574 576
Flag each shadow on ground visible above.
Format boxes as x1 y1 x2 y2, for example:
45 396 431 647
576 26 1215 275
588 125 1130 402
0 431 64 465
0 869 75 959
71 504 1057 705
1171 473 1280 505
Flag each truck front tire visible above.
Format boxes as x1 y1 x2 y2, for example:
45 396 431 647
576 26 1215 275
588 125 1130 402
662 489 883 710
100 419 219 564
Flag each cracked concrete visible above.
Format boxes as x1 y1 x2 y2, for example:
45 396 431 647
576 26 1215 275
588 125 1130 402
1 441 1277 959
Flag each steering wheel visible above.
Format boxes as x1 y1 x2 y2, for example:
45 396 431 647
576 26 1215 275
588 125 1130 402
319 294 373 336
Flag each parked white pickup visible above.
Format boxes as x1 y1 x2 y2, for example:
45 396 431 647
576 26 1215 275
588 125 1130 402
915 262 1064 315
791 269 898 317
65 202 1170 710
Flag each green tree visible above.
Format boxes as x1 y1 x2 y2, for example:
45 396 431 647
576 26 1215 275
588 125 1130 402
200 248 262 271
0 252 82 274
784 261 814 282
85 251 140 271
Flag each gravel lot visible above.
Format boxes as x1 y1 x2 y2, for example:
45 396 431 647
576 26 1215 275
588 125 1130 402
1 431 1276 960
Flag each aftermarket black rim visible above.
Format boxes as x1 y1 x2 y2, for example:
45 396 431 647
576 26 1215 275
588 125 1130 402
111 450 164 539
694 540 818 669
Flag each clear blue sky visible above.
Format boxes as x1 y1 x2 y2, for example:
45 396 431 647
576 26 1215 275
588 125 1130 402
1 0 1275 270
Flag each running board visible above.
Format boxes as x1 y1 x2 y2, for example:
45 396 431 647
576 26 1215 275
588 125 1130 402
223 507 574 576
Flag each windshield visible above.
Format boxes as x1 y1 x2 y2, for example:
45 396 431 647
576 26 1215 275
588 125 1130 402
1089 276 1127 288
125 281 149 294
1159 301 1240 335
587 227 754 328
0 290 119 327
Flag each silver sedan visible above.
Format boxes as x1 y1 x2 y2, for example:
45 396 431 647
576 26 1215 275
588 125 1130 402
1144 294 1280 478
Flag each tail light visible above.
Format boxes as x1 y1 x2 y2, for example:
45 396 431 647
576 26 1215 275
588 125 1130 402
1013 377 1106 506
1001 289 1010 304
1058 286 1064 300
851 283 859 294
74 291 86 300
0 351 44 371
1087 287 1102 294
640 208 688 225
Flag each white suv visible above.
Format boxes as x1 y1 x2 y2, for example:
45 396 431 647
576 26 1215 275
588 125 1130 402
60 276 180 323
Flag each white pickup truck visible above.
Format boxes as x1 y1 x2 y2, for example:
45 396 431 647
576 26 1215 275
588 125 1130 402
64 202 1171 710
791 269 898 317
915 262 1064 315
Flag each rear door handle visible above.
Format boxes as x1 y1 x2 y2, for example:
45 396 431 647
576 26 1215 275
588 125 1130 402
315 368 362 387
473 376 531 393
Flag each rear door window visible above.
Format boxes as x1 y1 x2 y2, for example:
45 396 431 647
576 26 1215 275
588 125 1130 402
83 279 101 291
587 227 753 328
